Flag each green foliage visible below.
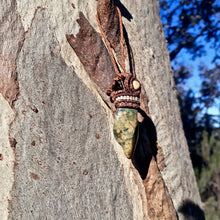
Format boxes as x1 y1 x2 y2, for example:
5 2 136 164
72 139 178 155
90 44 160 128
204 196 220 220
195 129 220 219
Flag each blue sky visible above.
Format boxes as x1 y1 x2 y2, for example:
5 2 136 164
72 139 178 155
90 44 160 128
174 44 220 118
159 0 220 124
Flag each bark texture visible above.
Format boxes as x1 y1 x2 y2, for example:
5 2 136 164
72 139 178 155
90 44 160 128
0 0 203 219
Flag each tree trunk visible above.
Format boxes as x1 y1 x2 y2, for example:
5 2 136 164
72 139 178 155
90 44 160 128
0 0 204 219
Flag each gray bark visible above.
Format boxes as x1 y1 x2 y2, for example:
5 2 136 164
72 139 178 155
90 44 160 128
0 0 203 219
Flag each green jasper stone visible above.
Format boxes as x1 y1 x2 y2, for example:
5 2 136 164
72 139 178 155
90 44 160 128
113 108 138 159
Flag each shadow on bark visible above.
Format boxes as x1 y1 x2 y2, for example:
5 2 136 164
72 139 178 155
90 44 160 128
115 0 133 21
178 199 205 220
132 109 158 179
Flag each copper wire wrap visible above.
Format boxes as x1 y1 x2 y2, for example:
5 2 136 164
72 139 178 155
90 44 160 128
96 7 141 109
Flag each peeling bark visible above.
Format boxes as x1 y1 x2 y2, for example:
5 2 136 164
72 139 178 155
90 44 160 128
0 56 19 107
66 11 115 94
143 158 178 219
97 0 120 52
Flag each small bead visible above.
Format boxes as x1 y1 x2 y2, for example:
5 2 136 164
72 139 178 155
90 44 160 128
133 80 140 90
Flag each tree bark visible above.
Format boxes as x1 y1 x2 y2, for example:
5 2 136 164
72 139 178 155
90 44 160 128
0 0 204 219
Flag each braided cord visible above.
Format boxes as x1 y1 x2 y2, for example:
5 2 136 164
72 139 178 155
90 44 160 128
96 7 126 78
116 7 125 73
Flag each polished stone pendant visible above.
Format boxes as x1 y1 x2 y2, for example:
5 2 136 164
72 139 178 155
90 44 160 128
113 108 139 158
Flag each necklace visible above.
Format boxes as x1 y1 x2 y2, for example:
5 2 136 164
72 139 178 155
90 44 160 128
96 7 141 159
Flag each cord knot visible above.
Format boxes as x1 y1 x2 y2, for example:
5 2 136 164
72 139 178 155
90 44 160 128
107 73 141 109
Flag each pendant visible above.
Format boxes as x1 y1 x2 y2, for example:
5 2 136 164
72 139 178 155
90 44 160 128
113 108 139 158
107 73 141 159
